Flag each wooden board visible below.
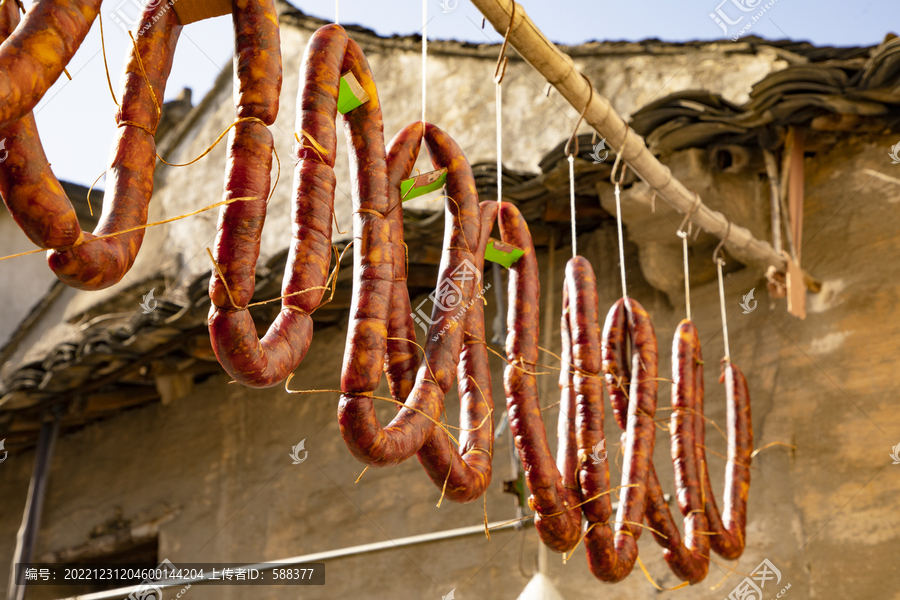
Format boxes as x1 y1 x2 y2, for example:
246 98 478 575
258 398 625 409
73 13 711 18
172 0 231 25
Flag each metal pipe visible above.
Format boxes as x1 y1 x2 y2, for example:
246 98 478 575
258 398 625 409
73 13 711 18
52 492 661 600
56 520 522 600
7 409 62 600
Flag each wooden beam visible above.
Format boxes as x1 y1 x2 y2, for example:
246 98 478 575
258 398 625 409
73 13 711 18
470 0 803 276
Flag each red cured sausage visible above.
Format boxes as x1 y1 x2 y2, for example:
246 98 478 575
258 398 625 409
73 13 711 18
601 299 629 430
0 0 80 249
208 20 341 388
702 359 753 559
557 272 580 502
338 123 480 466
382 122 425 403
207 0 282 315
336 38 392 395
500 202 580 553
233 0 282 125
563 258 600 521
584 296 658 581
603 315 753 583
642 320 710 583
0 0 102 131
416 200 496 503
0 2 181 290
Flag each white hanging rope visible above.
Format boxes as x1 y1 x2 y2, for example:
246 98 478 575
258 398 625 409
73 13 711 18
421 0 427 124
496 82 502 205
568 155 576 257
610 131 630 299
614 178 628 299
716 257 731 364
678 229 691 320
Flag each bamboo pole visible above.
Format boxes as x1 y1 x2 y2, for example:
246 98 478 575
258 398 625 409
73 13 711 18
471 0 807 279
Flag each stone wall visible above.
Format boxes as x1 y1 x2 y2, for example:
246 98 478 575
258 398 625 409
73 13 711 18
3 7 898 600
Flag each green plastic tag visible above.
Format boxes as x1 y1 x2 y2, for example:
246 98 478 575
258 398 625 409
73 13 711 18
400 169 447 201
485 238 524 269
337 72 369 114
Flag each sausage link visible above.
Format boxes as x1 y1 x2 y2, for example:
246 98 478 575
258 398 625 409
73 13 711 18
232 0 282 125
601 298 629 429
337 39 392 394
500 202 580 553
0 3 181 290
557 275 580 498
208 21 332 387
415 201 496 503
0 0 79 249
209 122 272 310
642 321 710 583
382 122 424 402
583 296 658 581
701 359 753 559
338 124 480 466
564 258 601 522
209 0 281 310
0 0 102 131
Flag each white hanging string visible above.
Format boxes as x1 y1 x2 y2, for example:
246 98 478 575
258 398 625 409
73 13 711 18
610 127 631 299
716 254 735 403
678 227 691 320
562 74 592 260
493 4 515 218
335 0 339 24
568 155 576 257
614 179 627 298
421 0 427 124
610 154 628 299
716 257 731 364
496 83 502 205
714 220 732 365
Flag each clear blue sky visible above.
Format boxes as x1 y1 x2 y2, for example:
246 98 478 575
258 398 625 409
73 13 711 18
26 0 900 187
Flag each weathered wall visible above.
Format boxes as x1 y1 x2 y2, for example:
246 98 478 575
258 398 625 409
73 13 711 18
0 212 58 346
3 132 900 599
2 7 899 600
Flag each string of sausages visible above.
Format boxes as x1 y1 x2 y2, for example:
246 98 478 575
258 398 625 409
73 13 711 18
0 0 180 290
0 3 753 587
